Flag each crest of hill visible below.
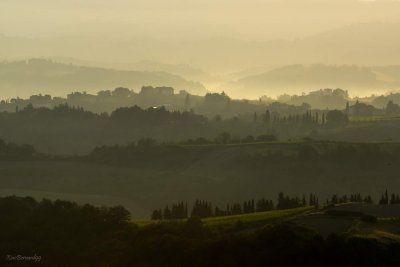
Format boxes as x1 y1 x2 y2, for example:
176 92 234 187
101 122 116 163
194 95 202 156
0 59 207 98
230 64 400 98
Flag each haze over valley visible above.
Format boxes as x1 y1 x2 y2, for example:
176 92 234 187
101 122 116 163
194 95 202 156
2 1 400 266
2 0 400 98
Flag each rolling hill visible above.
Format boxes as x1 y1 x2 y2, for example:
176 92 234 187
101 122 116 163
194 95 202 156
2 21 400 78
0 59 207 98
2 141 400 218
227 64 400 98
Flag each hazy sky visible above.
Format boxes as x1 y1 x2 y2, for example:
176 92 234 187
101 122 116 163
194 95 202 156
1 0 400 41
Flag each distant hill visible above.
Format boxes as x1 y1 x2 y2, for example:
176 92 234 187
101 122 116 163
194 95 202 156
0 59 207 98
127 60 218 84
228 64 400 98
2 22 400 76
49 58 219 84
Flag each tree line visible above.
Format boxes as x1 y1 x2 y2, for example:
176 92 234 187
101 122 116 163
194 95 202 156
152 190 400 220
327 193 373 205
151 192 316 220
328 190 400 206
378 189 400 205
0 100 355 155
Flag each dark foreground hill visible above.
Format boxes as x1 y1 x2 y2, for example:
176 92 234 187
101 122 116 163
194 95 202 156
1 196 399 267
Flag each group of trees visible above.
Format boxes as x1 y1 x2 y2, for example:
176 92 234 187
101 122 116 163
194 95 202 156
0 95 377 156
386 100 400 114
17 102 100 119
326 109 349 125
191 200 214 218
151 193 317 220
0 196 131 266
249 109 346 126
180 132 278 145
151 189 395 221
0 103 214 154
256 109 323 125
216 198 273 217
320 191 400 206
110 105 207 126
379 189 400 205
151 197 276 220
328 194 373 205
276 192 313 210
151 198 285 220
0 138 36 160
2 101 400 160
152 201 189 220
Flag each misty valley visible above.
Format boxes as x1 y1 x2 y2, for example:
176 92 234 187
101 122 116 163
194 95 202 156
1 82 400 266
3 0 400 265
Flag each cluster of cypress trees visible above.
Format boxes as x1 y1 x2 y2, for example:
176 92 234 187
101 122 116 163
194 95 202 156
151 194 301 220
379 189 400 205
257 109 326 125
191 200 213 218
326 190 400 206
225 202 243 216
329 194 373 205
151 190 400 220
276 192 310 210
308 194 318 206
256 198 274 212
390 194 400 204
151 197 277 220
151 201 188 220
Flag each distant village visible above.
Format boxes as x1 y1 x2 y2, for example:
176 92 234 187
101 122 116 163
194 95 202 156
1 86 400 119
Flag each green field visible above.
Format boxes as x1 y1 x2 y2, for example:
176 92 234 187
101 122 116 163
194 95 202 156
203 206 313 226
134 204 400 243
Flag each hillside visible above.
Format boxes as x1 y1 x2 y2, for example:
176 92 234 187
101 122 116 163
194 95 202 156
2 22 400 79
2 196 399 266
137 204 400 242
49 58 219 85
3 141 400 218
228 64 400 98
0 59 207 98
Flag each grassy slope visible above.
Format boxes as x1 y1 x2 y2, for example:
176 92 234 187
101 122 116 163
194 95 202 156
202 206 313 226
135 205 400 243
